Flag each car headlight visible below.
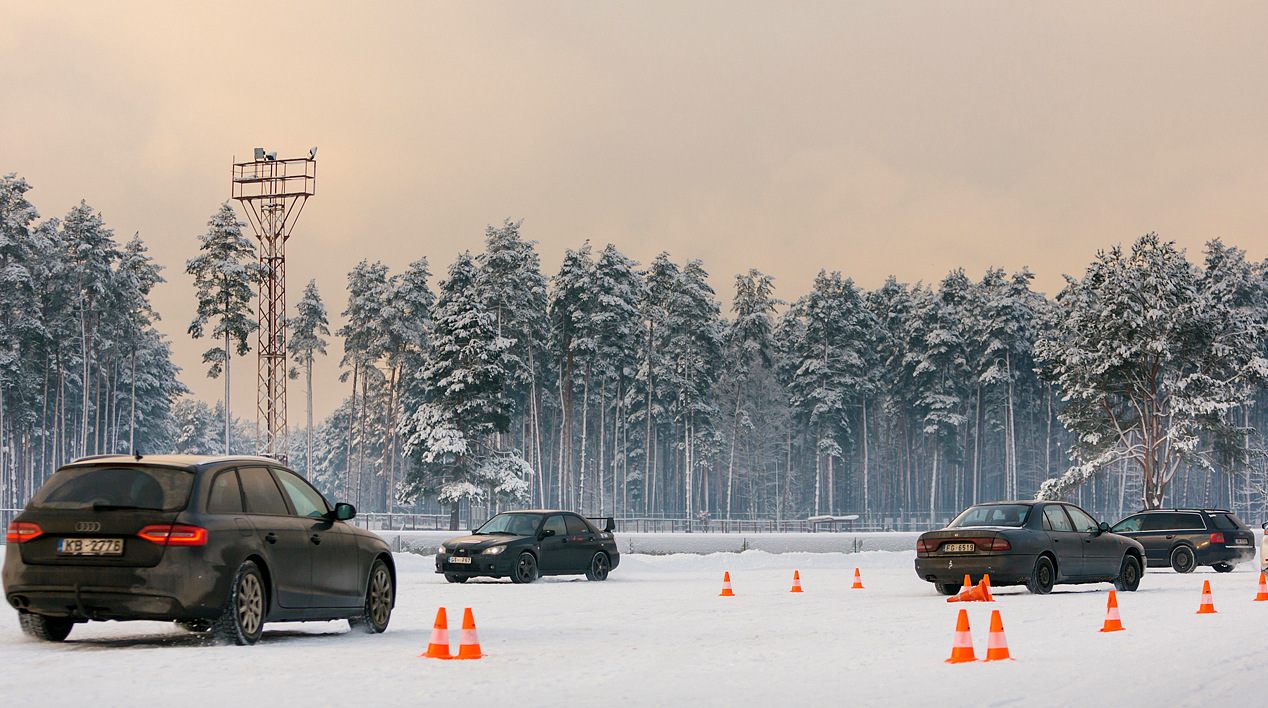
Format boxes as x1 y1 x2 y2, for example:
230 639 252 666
481 545 505 555
439 544 451 553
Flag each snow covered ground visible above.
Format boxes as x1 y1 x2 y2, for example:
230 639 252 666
3 548 1265 707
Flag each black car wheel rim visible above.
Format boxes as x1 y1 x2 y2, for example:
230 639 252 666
1038 561 1052 590
237 573 263 636
517 555 535 581
1124 561 1138 586
369 566 392 627
593 554 609 579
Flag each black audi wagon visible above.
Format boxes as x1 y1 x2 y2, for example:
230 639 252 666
1110 508 1255 573
4 454 395 644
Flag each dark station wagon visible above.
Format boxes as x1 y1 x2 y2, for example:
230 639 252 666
1110 508 1256 573
4 454 394 644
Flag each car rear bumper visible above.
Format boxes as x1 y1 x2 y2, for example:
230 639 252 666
4 549 224 621
914 553 1036 586
1202 545 1256 566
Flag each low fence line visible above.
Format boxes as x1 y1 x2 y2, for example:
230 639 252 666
0 508 957 538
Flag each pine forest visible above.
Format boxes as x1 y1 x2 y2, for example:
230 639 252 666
4 172 1268 529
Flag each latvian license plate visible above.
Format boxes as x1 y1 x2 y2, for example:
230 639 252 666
449 556 471 564
58 538 124 556
942 542 976 553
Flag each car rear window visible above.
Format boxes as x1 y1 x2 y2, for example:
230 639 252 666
29 465 194 511
948 504 1030 528
1209 513 1246 531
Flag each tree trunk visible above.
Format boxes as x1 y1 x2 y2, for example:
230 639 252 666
346 362 358 505
862 398 870 516
579 360 591 512
929 436 940 523
306 355 314 479
224 330 231 454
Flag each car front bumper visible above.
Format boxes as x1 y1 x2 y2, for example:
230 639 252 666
914 553 1037 586
435 552 516 578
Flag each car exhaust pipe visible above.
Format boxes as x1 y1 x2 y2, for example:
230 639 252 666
9 595 29 609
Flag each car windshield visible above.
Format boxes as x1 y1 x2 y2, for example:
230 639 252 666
29 466 194 511
947 504 1031 528
475 513 543 536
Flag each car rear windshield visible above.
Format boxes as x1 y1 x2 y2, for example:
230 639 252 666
948 504 1031 528
29 466 194 512
476 513 544 536
1209 513 1247 531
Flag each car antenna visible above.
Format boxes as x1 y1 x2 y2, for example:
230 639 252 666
134 449 143 461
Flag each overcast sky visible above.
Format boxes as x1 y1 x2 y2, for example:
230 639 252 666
4 1 1268 425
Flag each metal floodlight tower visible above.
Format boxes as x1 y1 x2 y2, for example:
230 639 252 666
231 148 316 462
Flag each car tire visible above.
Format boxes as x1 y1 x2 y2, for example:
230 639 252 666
1114 555 1142 591
1170 546 1196 574
214 560 266 645
18 612 74 642
935 582 961 596
350 558 393 634
444 573 468 583
1212 562 1234 573
586 552 611 581
176 619 213 633
1026 556 1055 594
511 552 538 584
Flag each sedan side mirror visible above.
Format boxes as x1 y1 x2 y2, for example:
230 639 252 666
538 529 555 540
1097 521 1110 534
333 502 356 521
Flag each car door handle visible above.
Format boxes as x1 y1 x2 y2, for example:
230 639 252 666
1166 535 1175 540
310 534 322 545
264 533 278 544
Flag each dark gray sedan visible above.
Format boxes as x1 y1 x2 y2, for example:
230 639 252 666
914 501 1145 595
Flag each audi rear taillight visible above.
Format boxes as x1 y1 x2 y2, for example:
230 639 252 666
6 522 42 544
1211 533 1225 545
138 524 208 546
982 537 1011 551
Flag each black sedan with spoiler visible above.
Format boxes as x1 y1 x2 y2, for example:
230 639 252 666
915 501 1145 595
437 510 619 584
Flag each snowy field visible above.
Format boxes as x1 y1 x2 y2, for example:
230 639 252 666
3 548 1266 707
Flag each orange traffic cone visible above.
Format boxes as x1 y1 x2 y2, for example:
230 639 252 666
851 568 864 589
720 572 735 597
984 610 1012 661
1254 573 1268 602
961 574 973 593
982 574 995 602
945 609 977 663
1197 580 1217 614
1099 590 1125 632
947 580 988 603
421 607 452 659
790 570 804 593
452 607 485 659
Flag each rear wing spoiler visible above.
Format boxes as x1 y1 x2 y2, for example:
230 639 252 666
588 516 616 533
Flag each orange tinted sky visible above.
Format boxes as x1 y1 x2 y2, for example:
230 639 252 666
4 1 1268 422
